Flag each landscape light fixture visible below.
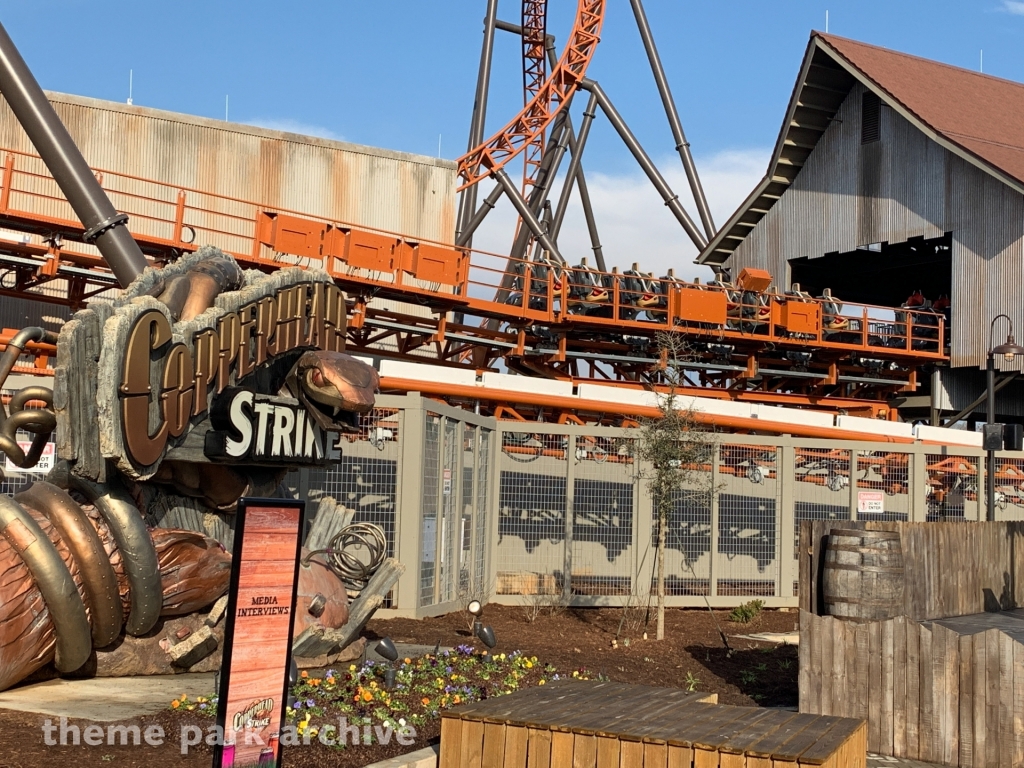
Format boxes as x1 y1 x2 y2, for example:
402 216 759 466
467 599 483 637
985 314 1024 520
475 624 497 661
375 637 399 689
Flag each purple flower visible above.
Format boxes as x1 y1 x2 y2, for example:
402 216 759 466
445 666 453 674
293 701 303 710
306 698 315 708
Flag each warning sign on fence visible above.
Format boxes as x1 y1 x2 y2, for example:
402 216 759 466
857 491 884 514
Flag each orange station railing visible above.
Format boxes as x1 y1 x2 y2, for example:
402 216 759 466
0 146 947 386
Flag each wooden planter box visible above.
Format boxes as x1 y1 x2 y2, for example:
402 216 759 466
440 680 866 768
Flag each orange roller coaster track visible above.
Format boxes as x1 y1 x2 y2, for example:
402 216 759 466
456 0 603 189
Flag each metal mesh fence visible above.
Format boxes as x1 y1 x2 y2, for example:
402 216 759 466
474 429 491 596
856 450 910 521
571 435 635 596
717 445 781 597
495 430 567 596
419 413 441 606
992 456 1024 519
926 454 982 521
655 481 713 596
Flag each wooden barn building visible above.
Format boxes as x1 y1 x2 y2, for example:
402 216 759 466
698 33 1024 424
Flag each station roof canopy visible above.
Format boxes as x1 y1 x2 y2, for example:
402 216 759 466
698 32 1024 265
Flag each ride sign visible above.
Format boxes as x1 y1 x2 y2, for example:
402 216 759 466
214 498 305 768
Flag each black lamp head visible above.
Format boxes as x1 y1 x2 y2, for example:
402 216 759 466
288 658 298 687
375 637 399 662
467 599 483 617
475 624 496 650
993 336 1024 360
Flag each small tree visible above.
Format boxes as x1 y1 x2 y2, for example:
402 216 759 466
634 333 716 641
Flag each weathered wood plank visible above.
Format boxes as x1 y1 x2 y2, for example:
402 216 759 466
799 520 812 614
439 717 463 768
892 615 907 758
929 621 946 763
867 620 881 754
905 617 920 760
854 622 869 724
571 732 597 768
460 719 485 768
809 610 823 716
972 627 987 768
985 629 999 768
880 617 894 756
482 723 507 767
594 736 619 768
526 727 551 768
642 741 668 768
958 634 974 768
941 624 960 766
917 622 933 763
833 619 847 720
618 739 644 768
503 725 528 768
999 630 1013 768
820 612 833 717
1013 637 1024 768
799 610 812 713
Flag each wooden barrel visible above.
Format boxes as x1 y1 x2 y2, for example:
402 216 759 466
822 528 904 620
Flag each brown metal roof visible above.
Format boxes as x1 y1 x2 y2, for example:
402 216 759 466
698 32 1024 265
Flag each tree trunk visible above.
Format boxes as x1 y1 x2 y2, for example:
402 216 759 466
656 506 666 641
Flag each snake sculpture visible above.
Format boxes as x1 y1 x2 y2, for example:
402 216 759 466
0 248 380 692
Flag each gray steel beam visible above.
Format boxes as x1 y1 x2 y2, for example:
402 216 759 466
493 168 562 264
550 92 597 241
0 22 147 287
629 0 715 239
457 0 500 244
579 78 708 251
455 182 505 248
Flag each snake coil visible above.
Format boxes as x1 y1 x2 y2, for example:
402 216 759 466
303 521 387 592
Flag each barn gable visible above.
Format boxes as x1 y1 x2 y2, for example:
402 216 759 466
698 33 1024 374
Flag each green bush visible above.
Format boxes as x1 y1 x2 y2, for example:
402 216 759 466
729 599 765 624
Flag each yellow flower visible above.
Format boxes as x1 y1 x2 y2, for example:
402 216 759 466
538 680 546 686
370 681 378 689
525 661 533 668
453 695 461 704
350 664 357 672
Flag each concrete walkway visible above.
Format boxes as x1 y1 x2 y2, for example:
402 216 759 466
0 673 215 722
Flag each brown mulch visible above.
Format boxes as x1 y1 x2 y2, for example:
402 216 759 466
0 605 799 767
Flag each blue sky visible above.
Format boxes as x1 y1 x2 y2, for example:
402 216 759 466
2 1 1023 275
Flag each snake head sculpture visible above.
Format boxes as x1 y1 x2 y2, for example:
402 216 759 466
286 351 380 433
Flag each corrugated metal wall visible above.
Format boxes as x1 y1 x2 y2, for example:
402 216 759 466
727 82 1024 370
0 91 457 245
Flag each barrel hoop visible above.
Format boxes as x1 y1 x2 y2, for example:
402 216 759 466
826 544 902 554
824 562 904 573
825 595 902 605
829 528 900 539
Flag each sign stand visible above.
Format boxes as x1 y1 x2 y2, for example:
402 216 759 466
213 498 306 767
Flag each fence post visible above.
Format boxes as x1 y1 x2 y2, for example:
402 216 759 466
849 448 859 521
910 446 928 522
634 461 655 604
395 394 424 615
563 433 576 604
710 443 720 598
779 443 796 599
486 423 503 603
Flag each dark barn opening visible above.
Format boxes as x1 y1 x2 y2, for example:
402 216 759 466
788 232 952 309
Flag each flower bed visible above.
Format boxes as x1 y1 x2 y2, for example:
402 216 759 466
169 646 592 758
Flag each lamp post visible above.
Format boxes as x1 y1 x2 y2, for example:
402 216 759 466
985 314 1024 520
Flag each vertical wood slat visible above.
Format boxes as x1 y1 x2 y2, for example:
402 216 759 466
666 744 691 768
1013 639 1024 768
986 629 999 768
821 612 834 716
482 723 507 767
973 629 987 767
440 718 464 768
643 741 668 768
880 618 894 756
959 634 974 768
867 620 881 753
619 739 644 767
504 725 529 768
833 619 847 720
999 631 1014 768
893 615 907 757
460 720 486 768
809 611 823 715
855 622 869 725
906 617 920 760
527 728 552 768
549 731 574 767
917 622 933 762
798 609 812 713
595 736 619 768
572 733 597 768
929 622 945 763
941 624 960 765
